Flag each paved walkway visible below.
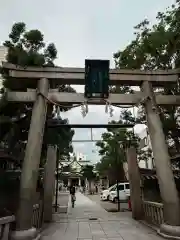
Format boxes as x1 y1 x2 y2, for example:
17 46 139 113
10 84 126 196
42 192 163 240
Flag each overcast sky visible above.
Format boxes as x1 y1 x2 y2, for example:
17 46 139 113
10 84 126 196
0 0 174 163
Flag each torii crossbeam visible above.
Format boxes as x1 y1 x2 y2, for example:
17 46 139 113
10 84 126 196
3 61 180 106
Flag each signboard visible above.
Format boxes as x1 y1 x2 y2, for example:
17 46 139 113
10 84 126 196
84 59 109 98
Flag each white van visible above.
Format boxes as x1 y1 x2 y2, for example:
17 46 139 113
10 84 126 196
100 184 117 201
109 182 130 202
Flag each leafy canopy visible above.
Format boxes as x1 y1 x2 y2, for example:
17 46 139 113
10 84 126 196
95 118 140 181
81 165 96 180
0 22 74 164
113 1 180 163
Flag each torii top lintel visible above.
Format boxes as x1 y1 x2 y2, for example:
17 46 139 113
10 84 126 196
2 62 178 86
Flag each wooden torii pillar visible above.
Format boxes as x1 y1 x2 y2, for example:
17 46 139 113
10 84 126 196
11 78 49 240
126 147 143 220
43 145 57 222
141 81 180 239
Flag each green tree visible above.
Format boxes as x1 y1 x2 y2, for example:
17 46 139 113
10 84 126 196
138 148 153 168
96 120 139 183
81 165 96 194
0 22 74 166
113 2 180 165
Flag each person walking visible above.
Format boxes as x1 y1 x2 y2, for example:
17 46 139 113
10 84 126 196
95 185 98 194
69 184 76 207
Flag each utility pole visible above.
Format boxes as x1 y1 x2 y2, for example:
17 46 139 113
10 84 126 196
116 178 120 211
114 143 120 212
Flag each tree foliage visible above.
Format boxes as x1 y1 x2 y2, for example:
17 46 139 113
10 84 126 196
81 165 96 180
138 148 153 168
0 22 74 165
81 164 97 194
4 22 56 67
95 118 140 182
113 1 180 163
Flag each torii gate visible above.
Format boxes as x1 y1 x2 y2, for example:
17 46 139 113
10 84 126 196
2 61 180 239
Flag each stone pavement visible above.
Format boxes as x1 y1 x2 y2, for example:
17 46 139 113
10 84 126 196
42 192 163 240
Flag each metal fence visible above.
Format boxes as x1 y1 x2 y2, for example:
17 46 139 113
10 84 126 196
31 201 44 229
143 200 164 226
0 215 15 240
0 199 43 240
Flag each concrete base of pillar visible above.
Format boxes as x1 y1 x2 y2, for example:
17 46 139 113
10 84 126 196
158 224 180 239
11 227 40 240
52 204 68 214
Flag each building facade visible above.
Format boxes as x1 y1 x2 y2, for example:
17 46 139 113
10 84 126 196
0 46 7 65
0 46 7 89
138 127 155 169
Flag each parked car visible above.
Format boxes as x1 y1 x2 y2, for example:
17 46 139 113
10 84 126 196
109 182 130 203
100 184 117 201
